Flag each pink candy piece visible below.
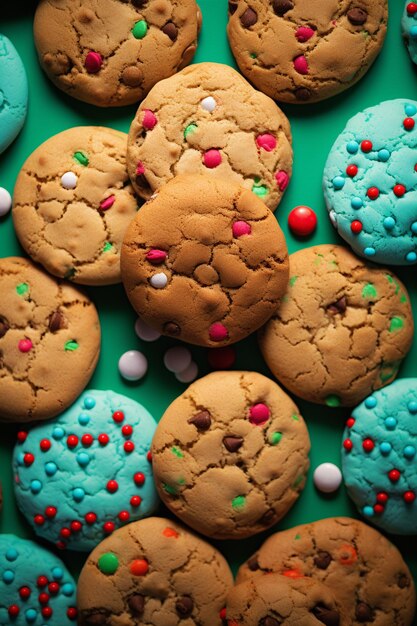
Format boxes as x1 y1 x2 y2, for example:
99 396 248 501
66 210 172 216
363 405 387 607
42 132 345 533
142 110 157 131
295 26 315 42
99 195 115 211
275 170 289 192
85 51 103 74
203 149 222 169
209 323 229 342
136 162 146 176
146 249 167 264
18 338 33 353
249 403 271 426
256 134 277 152
232 221 252 237
293 55 309 75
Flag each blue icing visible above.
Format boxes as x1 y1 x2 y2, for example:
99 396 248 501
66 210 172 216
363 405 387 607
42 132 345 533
13 390 159 551
0 534 76 625
402 1 417 64
342 378 417 535
323 99 417 265
0 35 28 155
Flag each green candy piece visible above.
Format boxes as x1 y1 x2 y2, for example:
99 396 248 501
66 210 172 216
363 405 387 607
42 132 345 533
171 446 184 458
163 483 178 496
252 183 268 198
103 242 113 253
270 432 282 445
250 52 257 59
400 293 407 304
232 495 246 510
98 553 119 575
184 123 198 139
289 276 298 287
380 361 400 383
362 283 377 299
73 151 89 166
293 474 304 488
325 394 341 408
64 340 79 351
16 282 29 296
295 533 301 540
64 268 76 279
389 316 404 332
132 20 148 39
291 413 299 421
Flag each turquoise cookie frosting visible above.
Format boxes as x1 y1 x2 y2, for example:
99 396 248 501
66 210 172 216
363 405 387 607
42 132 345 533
0 534 77 625
342 378 417 535
402 1 417 64
0 35 28 154
323 99 417 265
13 390 159 551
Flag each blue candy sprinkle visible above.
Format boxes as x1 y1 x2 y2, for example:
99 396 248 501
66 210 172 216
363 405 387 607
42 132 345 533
365 396 377 409
347 140 359 154
78 412 90 426
45 462 58 476
17 452 25 466
411 222 417 235
383 216 395 230
30 479 42 494
25 609 37 623
84 396 96 410
351 196 363 209
76 452 90 467
363 505 373 517
406 251 417 262
333 176 345 190
404 445 416 459
406 103 417 115
73 487 85 502
378 148 390 161
411 25 417 37
364 247 376 257
384 417 397 430
52 566 63 580
380 442 392 455
52 427 65 440
6 548 18 561
408 400 417 414
3 569 15 583
62 582 75 596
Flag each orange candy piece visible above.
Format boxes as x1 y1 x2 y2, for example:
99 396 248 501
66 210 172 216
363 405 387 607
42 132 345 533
162 527 179 538
130 559 149 576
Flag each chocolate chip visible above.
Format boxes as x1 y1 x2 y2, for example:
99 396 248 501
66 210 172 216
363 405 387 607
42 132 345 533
188 410 212 431
162 22 178 41
248 555 260 571
312 604 340 626
178 44 197 70
272 0 293 16
48 310 66 332
355 602 374 623
314 551 332 570
223 435 244 452
0 319 9 339
260 617 280 626
82 613 109 626
260 509 275 525
327 297 347 315
295 87 311 101
164 321 181 336
347 8 367 25
121 66 143 87
128 594 145 616
240 7 257 27
175 596 194 617
132 0 147 6
229 1 238 14
398 573 410 588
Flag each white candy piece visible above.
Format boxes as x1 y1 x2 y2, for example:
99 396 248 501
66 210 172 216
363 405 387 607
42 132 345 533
61 171 78 189
329 210 337 227
313 462 342 494
118 350 148 381
0 187 12 217
134 317 161 342
201 96 216 112
164 346 192 373
175 361 198 383
150 272 168 289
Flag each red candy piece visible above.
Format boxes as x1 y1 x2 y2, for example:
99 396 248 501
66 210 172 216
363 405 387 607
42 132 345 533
124 441 135 453
209 322 229 342
118 510 130 522
293 55 308 74
38 592 49 604
56 541 66 550
283 568 303 578
346 164 358 177
249 403 271 426
122 424 133 437
130 495 142 507
219 608 227 620
112 411 125 423
85 51 102 73
136 162 145 176
351 220 363 234
17 431 28 443
42 607 53 619
373 504 384 515
70 521 82 533
147 450 152 462
295 26 315 42
67 607 78 621
37 576 48 588
232 221 252 237
142 109 157 131
48 582 60 594
45 506 57 518
394 184 406 197
404 491 416 503
81 434 94 447
103 521 115 534
60 528 71 539
134 472 145 486
388 468 401 482
67 435 78 449
8 605 20 618
107 480 118 493
343 438 353 452
130 558 149 576
404 117 415 131
24 453 34 466
367 187 379 200
40 439 51 452
18 338 33 353
288 206 317 237
256 133 277 152
85 512 97 524
275 170 289 191
346 417 355 428
98 433 109 446
361 140 373 153
19 586 31 599
208 346 236 370
203 149 222 168
146 249 167 264
407 2 417 14
376 492 389 504
362 438 374 453
99 195 115 212
162 527 179 538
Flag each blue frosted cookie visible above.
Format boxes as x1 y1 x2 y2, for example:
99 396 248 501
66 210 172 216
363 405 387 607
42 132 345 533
13 390 159 551
0 35 28 154
342 379 417 535
0 534 77 625
323 99 417 265
402 2 417 64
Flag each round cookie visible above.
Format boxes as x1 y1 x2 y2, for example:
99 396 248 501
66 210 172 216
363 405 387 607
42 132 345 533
342 378 417 535
13 390 159 551
151 371 310 540
0 534 77 625
33 0 200 107
323 99 417 265
402 2 417 65
77 516 234 626
259 244 414 408
0 257 100 423
127 62 293 212
0 35 28 154
121 175 289 347
13 127 139 285
226 574 343 626
227 0 387 104
237 517 416 626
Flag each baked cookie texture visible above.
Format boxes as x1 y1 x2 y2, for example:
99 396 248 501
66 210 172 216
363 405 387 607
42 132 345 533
227 0 387 104
226 574 344 626
121 175 289 347
77 516 234 626
152 371 310 539
342 378 417 536
0 34 28 155
237 517 416 626
127 62 293 212
259 244 414 407
0 257 100 423
402 1 417 64
33 0 200 107
13 127 138 286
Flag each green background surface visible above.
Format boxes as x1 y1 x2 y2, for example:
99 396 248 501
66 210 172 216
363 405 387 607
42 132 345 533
1 0 417 596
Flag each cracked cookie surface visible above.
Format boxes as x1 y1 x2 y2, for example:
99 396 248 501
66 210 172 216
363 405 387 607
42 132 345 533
237 517 416 626
227 0 387 104
13 127 138 286
121 175 289 347
33 0 200 107
77 516 233 626
127 62 293 212
226 574 343 626
0 257 100 423
259 244 413 407
13 390 159 551
151 371 310 539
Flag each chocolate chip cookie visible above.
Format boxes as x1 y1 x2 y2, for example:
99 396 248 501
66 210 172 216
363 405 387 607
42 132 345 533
127 62 293 212
151 371 310 539
34 0 200 107
237 517 416 626
121 175 289 347
13 127 138 286
0 257 101 423
77 516 234 626
227 0 388 103
259 244 414 407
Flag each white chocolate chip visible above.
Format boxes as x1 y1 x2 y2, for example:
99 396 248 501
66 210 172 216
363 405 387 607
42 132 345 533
201 96 216 112
0 187 12 217
150 272 168 289
313 462 342 493
61 171 78 189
